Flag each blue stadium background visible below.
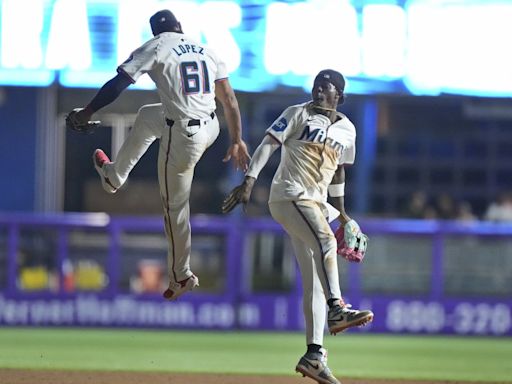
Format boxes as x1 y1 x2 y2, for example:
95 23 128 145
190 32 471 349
0 0 511 335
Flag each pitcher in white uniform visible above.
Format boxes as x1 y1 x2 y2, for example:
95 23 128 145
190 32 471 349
222 70 373 384
67 9 250 301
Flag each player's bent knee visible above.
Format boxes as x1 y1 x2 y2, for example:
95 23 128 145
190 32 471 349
136 103 162 120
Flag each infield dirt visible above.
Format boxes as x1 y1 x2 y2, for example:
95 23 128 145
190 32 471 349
1 369 506 384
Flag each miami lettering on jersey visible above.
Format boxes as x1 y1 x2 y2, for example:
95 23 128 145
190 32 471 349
298 125 344 154
172 44 205 56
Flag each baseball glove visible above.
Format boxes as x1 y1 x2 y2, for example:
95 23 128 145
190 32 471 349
335 220 369 262
65 108 101 134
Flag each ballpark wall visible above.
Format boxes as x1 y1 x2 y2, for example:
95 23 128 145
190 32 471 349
0 213 511 336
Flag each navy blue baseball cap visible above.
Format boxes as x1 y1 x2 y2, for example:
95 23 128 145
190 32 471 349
150 10 179 35
314 69 346 93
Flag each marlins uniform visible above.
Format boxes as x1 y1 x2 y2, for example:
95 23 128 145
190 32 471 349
72 9 247 301
104 31 226 288
247 101 356 346
223 69 371 383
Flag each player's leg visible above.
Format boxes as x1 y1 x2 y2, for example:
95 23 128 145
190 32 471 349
291 201 373 333
270 202 340 384
95 103 164 192
297 201 374 332
270 200 373 334
269 202 330 340
270 200 341 301
291 237 341 384
159 116 219 300
290 235 327 345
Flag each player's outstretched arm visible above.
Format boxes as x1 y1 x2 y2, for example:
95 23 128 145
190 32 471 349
215 79 250 171
65 73 132 132
222 134 280 214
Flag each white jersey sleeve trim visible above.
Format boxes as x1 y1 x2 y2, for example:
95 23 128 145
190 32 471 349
116 67 136 84
266 131 282 144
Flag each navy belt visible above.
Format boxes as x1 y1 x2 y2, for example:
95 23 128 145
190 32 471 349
166 112 215 127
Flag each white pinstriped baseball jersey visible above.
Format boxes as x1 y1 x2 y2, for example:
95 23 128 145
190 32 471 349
117 32 228 120
266 102 356 205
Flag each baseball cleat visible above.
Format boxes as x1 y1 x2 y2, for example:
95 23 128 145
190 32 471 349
163 274 199 300
328 304 374 335
93 149 118 194
295 348 340 384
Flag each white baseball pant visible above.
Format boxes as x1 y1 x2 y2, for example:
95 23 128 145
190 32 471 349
103 103 164 188
159 112 219 283
269 200 342 346
103 102 220 284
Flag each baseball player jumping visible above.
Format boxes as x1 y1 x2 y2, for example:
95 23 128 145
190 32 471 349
66 9 250 301
223 69 373 384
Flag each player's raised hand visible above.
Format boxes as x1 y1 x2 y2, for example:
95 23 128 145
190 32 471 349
222 177 255 213
223 140 250 172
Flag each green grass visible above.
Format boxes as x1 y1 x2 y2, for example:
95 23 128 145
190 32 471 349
0 328 511 382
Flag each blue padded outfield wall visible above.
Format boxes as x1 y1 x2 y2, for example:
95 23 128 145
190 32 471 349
0 88 38 211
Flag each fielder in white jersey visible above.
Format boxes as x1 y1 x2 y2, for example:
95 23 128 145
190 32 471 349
222 70 373 384
67 9 250 301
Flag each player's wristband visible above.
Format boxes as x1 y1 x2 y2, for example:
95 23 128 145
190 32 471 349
328 183 345 197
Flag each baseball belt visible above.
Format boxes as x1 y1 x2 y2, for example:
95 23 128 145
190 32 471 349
166 112 215 128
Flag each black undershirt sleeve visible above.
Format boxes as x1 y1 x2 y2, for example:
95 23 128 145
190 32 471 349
87 73 132 113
